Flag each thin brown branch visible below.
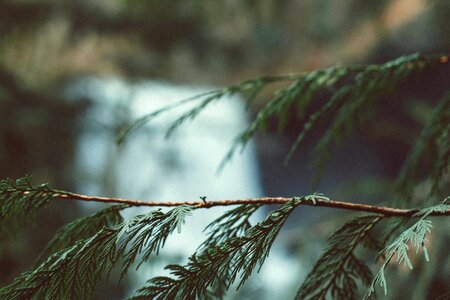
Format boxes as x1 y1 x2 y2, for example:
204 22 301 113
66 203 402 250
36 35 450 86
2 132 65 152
53 192 450 217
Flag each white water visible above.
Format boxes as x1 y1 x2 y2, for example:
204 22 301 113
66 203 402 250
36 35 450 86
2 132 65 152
67 77 301 299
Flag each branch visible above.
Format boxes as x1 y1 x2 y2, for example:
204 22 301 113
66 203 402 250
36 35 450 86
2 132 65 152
53 191 450 217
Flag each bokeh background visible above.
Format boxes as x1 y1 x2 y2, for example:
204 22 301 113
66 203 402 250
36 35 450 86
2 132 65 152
1 1 449 299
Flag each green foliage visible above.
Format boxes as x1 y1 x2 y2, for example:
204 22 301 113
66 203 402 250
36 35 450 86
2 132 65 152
128 199 301 300
223 68 349 168
0 192 448 299
35 204 128 265
118 53 446 177
116 77 270 146
118 205 194 279
116 90 221 145
396 93 450 205
364 199 450 299
295 215 383 300
0 227 120 300
300 54 438 182
0 175 55 236
198 204 261 251
0 205 195 299
300 192 330 204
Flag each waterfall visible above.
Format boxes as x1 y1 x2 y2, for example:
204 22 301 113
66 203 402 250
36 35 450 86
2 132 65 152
66 77 300 298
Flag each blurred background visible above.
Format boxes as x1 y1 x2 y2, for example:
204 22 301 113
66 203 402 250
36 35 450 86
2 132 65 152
1 0 449 299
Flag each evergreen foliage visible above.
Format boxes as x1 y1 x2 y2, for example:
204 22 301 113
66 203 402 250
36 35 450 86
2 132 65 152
1 53 449 299
364 198 450 299
295 215 382 300
0 175 55 237
118 53 446 175
0 226 120 299
396 93 450 206
118 205 194 280
128 199 300 299
198 204 261 251
35 204 128 265
0 205 195 299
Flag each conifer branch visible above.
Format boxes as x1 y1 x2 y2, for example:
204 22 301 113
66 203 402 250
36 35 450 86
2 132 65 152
53 191 450 217
115 52 448 174
1 176 448 219
128 199 300 299
0 206 196 299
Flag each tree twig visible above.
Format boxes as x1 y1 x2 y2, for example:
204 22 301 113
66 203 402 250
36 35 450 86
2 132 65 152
53 191 450 217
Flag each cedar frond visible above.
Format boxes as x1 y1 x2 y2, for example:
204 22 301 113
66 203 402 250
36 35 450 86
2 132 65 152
0 205 195 299
0 228 119 300
118 205 194 280
116 53 447 181
35 204 128 265
396 93 450 205
305 54 443 184
0 175 55 237
116 77 271 145
128 199 301 300
295 215 383 300
198 204 261 251
363 199 450 299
